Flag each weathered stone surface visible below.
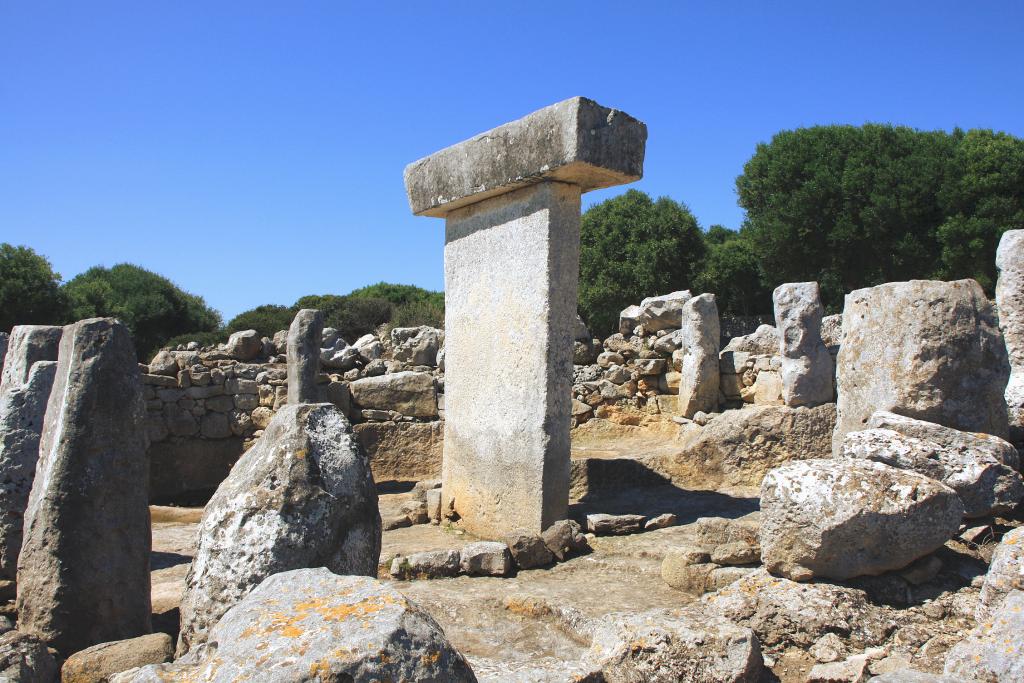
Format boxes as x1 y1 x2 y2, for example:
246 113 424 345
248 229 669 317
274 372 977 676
944 589 1024 682
177 403 380 655
723 324 779 355
503 531 554 569
678 293 720 418
644 513 677 530
349 371 437 419
319 327 358 370
147 349 178 376
774 282 833 407
119 569 476 683
391 326 442 366
662 558 716 593
833 279 1010 452
391 549 461 579
820 314 843 351
61 633 173 683
585 513 645 536
0 333 6 376
706 566 758 592
840 427 1024 518
0 325 61 580
460 541 512 576
996 229 1024 440
711 541 761 566
977 526 1024 622
580 607 763 682
542 519 590 561
405 96 646 217
286 308 322 404
636 290 692 332
868 671 961 682
868 410 1020 470
17 318 150 657
0 630 58 682
353 420 443 481
760 459 964 581
667 404 837 489
223 329 261 361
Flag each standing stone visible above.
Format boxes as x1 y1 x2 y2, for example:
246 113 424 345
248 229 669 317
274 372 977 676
286 308 323 404
177 403 381 655
404 97 646 537
996 229 1024 442
773 282 833 407
678 293 720 418
16 318 150 657
833 280 1010 453
0 325 62 580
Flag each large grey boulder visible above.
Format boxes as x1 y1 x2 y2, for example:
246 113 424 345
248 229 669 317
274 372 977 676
773 282 833 407
286 308 323 404
759 459 964 581
868 410 1020 469
319 327 359 370
723 324 779 355
0 325 62 580
0 630 59 682
996 229 1024 441
944 589 1024 682
16 318 150 657
839 426 1023 518
349 370 438 418
119 568 476 683
833 279 1010 452
223 329 262 361
977 526 1024 622
391 326 442 366
177 403 380 655
637 290 692 333
678 293 720 418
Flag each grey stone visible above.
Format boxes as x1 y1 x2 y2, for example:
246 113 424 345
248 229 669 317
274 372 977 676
760 459 964 581
147 349 178 376
678 293 720 418
868 671 962 682
0 333 6 376
723 324 779 355
17 318 150 657
774 281 834 407
286 308 323 404
459 541 512 576
618 304 643 336
0 325 61 580
503 531 554 569
711 541 761 566
404 96 646 217
820 313 843 351
391 549 461 579
944 589 1024 682
61 633 173 682
706 566 759 591
839 427 1024 518
118 569 476 683
596 351 624 368
401 499 428 524
176 403 381 655
997 230 1024 440
868 410 1020 470
541 519 589 561
636 290 692 332
391 326 442 366
695 517 760 547
585 513 645 535
349 371 437 419
644 513 677 530
0 630 59 682
223 329 261 361
977 526 1024 622
808 655 870 683
200 412 231 439
833 279 1010 452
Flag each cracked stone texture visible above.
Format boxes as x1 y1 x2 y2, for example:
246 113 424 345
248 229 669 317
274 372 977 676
773 282 833 407
285 308 323 404
996 229 1024 441
677 293 720 418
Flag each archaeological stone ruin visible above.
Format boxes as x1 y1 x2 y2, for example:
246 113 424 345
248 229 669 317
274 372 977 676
0 98 1022 682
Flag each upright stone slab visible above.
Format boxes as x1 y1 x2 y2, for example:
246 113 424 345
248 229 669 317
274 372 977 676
833 280 1010 453
404 97 646 537
677 293 720 418
0 325 62 580
997 229 1024 442
286 308 323 404
773 282 833 407
16 318 150 657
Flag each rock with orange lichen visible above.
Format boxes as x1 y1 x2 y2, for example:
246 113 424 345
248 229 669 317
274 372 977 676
944 589 1024 682
177 404 381 656
113 568 476 683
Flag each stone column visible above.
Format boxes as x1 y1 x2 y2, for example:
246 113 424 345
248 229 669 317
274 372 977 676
0 325 62 580
773 282 833 407
404 97 646 537
997 230 1024 443
16 318 150 657
678 293 720 417
287 308 324 404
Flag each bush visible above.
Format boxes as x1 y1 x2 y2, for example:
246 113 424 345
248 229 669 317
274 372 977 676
392 299 444 329
0 244 68 333
693 228 771 315
294 294 393 342
163 330 227 350
349 282 443 310
226 304 296 338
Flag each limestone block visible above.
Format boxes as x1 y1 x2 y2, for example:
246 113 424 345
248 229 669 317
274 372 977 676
503 531 554 569
0 630 58 682
391 326 442 366
459 541 512 576
723 324 779 355
286 308 323 404
636 290 692 333
223 329 261 361
353 420 443 481
977 526 1024 622
996 229 1024 440
677 293 720 418
349 371 437 419
944 589 1024 682
773 282 834 407
868 410 1020 469
61 633 173 682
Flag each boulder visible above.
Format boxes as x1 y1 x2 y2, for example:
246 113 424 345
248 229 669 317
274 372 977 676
460 541 512 576
223 329 262 361
286 308 323 404
391 326 442 366
585 513 645 535
723 324 779 355
833 279 1011 453
391 549 461 579
147 349 178 376
16 318 150 657
820 314 843 351
504 531 554 569
618 304 643 336
868 410 1020 470
349 371 438 419
977 526 1024 622
944 589 1024 682
759 459 964 581
61 633 173 683
773 282 833 407
636 290 692 333
678 293 720 417
117 569 476 683
541 519 589 561
0 325 62 580
996 230 1024 440
0 630 58 682
839 427 1024 518
176 403 380 655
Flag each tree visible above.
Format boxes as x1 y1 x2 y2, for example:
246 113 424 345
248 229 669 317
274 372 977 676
693 228 770 315
226 304 296 338
579 189 706 335
294 294 393 342
63 264 221 359
0 244 67 332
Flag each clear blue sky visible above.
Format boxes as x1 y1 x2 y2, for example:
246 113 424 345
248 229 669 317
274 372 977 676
2 2 1022 322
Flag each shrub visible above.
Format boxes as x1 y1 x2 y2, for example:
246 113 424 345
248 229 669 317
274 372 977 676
0 243 68 332
225 304 296 338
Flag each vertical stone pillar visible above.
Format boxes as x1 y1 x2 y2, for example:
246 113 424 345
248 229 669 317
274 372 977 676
287 308 324 404
677 293 720 417
0 325 63 580
997 230 1024 443
16 318 150 656
773 282 833 407
404 97 646 537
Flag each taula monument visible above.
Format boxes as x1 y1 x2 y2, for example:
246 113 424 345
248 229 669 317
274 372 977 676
404 97 647 537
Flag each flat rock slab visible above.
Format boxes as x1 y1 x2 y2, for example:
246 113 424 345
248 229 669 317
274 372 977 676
586 513 645 535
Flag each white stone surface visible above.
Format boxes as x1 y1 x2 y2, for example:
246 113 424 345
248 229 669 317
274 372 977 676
677 293 720 418
996 229 1024 439
773 282 833 407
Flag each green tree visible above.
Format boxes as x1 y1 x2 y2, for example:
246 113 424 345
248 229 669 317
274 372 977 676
63 264 221 359
226 304 296 338
0 244 68 332
349 282 444 310
294 293 393 342
579 189 706 335
693 228 770 315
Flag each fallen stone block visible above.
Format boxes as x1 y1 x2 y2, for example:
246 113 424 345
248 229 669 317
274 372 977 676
644 513 677 530
585 513 645 536
460 541 512 577
944 589 1024 682
503 531 554 569
349 370 438 419
541 519 590 561
61 633 173 683
977 526 1024 621
711 541 761 566
0 630 58 682
390 549 461 580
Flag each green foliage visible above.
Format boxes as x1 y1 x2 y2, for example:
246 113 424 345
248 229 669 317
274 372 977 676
579 190 706 335
392 299 445 329
63 263 221 359
349 282 444 310
693 228 771 315
163 329 226 350
0 244 68 333
295 293 393 342
226 304 296 338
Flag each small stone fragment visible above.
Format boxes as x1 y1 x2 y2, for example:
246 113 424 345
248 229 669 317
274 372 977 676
585 513 645 536
504 531 554 569
460 541 512 576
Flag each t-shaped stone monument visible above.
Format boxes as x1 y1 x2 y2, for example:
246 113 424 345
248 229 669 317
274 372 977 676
404 97 646 537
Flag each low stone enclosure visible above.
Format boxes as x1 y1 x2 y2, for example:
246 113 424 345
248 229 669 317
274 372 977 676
0 97 1023 682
